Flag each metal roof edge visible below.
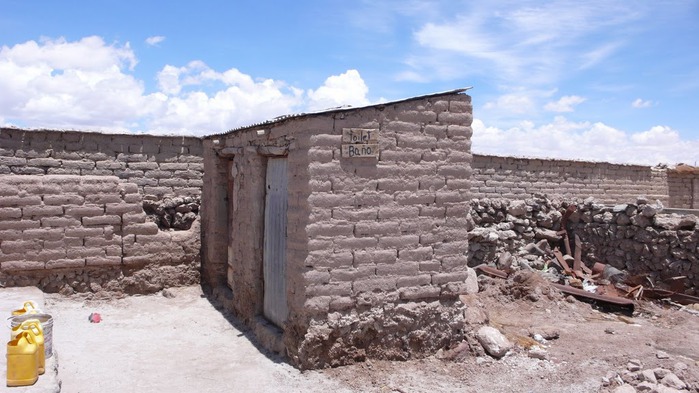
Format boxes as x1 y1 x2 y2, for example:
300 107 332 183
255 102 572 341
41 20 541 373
204 87 472 139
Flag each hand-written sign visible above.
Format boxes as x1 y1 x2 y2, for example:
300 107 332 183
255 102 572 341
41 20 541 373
342 143 379 158
341 128 379 158
342 128 378 144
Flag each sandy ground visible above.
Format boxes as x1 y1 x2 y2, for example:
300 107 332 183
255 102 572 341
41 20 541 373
43 285 699 393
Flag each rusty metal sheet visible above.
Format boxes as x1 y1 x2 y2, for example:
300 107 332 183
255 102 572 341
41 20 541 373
551 283 636 308
642 288 699 305
563 235 572 256
573 234 582 273
553 249 572 275
474 265 509 279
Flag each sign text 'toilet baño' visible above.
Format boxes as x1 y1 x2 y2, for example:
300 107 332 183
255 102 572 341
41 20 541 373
341 128 379 158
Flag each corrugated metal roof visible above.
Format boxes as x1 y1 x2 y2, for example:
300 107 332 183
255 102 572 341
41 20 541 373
205 87 472 139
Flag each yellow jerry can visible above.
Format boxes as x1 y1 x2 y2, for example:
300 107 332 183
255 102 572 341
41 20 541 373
6 331 39 387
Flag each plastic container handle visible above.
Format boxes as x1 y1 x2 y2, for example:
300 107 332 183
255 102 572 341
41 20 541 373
19 331 36 345
23 301 37 311
25 321 43 336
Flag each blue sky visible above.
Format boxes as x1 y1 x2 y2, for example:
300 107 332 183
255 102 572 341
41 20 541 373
1 0 698 164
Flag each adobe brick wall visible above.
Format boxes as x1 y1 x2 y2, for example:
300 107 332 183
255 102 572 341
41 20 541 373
0 128 203 294
0 128 203 197
668 171 699 209
203 91 474 369
470 154 675 206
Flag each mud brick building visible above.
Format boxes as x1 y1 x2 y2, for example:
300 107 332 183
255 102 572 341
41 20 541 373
202 89 476 368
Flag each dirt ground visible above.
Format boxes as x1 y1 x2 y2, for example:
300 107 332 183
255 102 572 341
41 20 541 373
44 283 699 393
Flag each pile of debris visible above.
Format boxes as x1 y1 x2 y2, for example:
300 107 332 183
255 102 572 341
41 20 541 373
472 202 699 312
603 359 693 393
468 195 699 298
143 196 200 230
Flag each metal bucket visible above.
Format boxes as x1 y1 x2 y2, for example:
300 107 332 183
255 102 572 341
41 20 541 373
10 313 54 358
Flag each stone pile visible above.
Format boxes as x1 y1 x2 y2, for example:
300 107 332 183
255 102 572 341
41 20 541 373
468 195 699 293
143 196 200 230
605 358 695 393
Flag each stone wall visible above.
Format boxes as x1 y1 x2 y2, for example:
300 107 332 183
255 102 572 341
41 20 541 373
204 91 475 369
0 128 203 294
468 196 699 292
471 154 679 206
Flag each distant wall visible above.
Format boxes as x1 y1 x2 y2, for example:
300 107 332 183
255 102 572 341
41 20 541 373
470 154 697 208
0 128 203 197
0 128 204 294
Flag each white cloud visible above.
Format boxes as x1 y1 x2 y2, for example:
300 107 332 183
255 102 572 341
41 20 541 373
630 125 679 145
0 37 372 135
632 98 653 108
544 95 586 112
579 41 622 70
483 94 535 115
472 117 698 165
306 69 370 111
400 2 645 84
0 36 154 131
145 36 165 46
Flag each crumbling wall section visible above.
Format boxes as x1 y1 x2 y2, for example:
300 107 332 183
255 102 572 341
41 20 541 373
468 196 698 293
0 128 203 293
471 154 671 205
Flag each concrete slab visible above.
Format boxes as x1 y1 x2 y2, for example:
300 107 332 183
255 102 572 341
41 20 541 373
0 286 61 392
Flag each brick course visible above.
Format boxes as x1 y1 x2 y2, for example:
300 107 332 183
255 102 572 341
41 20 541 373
470 154 698 208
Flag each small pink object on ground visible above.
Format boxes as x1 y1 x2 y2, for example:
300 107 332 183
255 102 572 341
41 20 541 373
88 313 102 323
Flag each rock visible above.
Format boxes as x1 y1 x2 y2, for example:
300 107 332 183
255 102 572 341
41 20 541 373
613 204 629 213
440 341 471 362
654 385 683 393
672 362 688 373
656 350 670 359
524 243 546 256
653 368 672 379
631 214 652 228
507 200 528 217
530 326 560 340
660 373 686 390
637 196 649 205
535 228 561 241
635 381 656 392
654 214 697 230
476 326 513 359
162 288 177 298
627 359 643 372
612 384 637 393
535 239 552 253
464 267 479 295
59 284 75 296
531 334 546 344
527 347 548 360
463 306 489 326
640 369 657 383
617 214 631 225
641 205 659 217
